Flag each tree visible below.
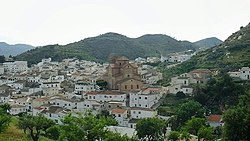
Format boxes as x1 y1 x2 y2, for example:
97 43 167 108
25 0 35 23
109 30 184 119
0 107 11 133
46 125 60 140
104 131 137 141
168 131 180 141
96 80 108 90
197 127 214 141
182 117 206 136
176 91 186 99
223 91 250 140
174 101 205 129
17 114 55 141
180 131 191 141
136 117 165 141
59 113 117 141
0 103 11 113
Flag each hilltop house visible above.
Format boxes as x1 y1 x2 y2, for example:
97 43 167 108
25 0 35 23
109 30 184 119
228 67 250 80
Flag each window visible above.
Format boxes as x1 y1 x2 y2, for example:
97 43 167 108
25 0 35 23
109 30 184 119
125 85 127 89
131 85 133 89
139 104 141 107
145 105 148 107
139 97 141 99
243 71 245 73
127 75 130 77
138 111 141 114
118 114 121 117
137 85 139 89
145 97 147 100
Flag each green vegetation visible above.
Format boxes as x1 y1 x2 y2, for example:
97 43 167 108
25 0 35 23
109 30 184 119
15 33 198 65
17 113 55 141
96 80 108 90
192 74 246 114
194 37 222 51
223 91 250 140
0 104 11 133
157 94 190 116
136 117 165 141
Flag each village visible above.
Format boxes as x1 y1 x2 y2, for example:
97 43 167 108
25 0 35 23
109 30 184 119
1 53 249 137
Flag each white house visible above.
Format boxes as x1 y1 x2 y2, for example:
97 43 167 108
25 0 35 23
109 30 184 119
239 67 250 80
50 97 77 110
0 84 11 103
130 87 162 108
76 99 102 112
3 61 28 73
9 104 27 115
14 96 33 111
41 105 70 124
130 107 157 119
86 91 127 106
41 82 60 95
111 108 129 126
207 115 223 128
51 75 65 83
75 81 96 94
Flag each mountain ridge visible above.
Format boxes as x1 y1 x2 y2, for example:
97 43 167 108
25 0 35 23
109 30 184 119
159 22 250 83
0 42 34 56
15 32 203 65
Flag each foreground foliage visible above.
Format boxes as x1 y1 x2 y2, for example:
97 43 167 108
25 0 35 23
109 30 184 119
17 114 55 141
223 91 250 140
136 117 165 141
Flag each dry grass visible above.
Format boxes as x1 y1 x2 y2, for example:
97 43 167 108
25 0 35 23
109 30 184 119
0 117 52 141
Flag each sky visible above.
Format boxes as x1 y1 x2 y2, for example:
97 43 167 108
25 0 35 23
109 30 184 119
0 0 250 46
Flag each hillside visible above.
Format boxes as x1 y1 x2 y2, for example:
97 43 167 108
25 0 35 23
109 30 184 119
0 42 33 56
159 22 250 83
194 37 223 51
15 32 198 65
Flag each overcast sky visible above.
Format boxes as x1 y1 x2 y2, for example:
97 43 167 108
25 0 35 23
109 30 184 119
0 0 250 46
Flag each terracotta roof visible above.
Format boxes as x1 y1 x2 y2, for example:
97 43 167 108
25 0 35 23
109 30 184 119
207 115 222 122
111 108 127 114
130 107 155 111
33 106 44 110
190 69 211 74
87 91 99 95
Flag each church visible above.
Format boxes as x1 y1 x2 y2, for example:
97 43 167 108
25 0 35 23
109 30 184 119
103 56 144 91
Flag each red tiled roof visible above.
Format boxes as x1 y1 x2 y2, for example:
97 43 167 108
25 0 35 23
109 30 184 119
208 115 222 122
111 108 127 113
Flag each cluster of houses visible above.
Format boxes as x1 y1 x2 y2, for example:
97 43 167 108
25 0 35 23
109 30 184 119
0 56 164 129
134 51 194 64
167 69 212 95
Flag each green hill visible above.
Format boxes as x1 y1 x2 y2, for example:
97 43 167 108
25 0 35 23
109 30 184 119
159 22 250 84
15 32 198 65
194 37 223 51
0 42 34 56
